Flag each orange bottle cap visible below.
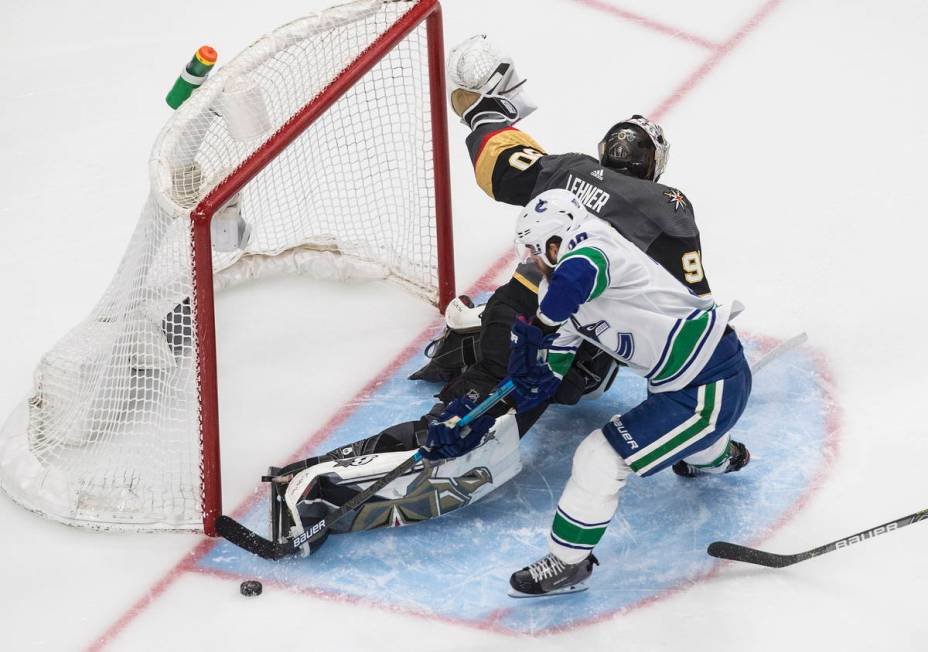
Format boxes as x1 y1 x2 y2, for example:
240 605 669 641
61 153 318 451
196 46 218 66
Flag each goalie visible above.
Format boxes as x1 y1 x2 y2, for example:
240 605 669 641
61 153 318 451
262 35 744 553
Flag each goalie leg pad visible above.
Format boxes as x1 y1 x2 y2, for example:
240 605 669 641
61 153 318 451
284 414 522 535
324 414 434 459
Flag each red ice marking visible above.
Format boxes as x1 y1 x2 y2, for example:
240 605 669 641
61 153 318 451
86 538 213 652
88 333 836 643
718 344 842 556
196 565 520 636
568 0 720 50
85 265 512 650
197 330 840 638
651 0 784 121
87 1 788 647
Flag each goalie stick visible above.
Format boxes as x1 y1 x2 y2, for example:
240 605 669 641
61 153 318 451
215 379 516 560
707 508 928 568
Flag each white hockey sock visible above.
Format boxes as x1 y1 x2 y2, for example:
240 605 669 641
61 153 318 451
548 428 631 564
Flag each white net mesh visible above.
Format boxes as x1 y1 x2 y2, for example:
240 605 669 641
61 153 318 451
0 0 445 531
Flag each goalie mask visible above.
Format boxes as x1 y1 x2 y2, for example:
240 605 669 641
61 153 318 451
514 189 589 268
598 114 670 182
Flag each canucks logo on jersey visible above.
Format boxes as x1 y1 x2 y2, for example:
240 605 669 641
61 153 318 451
573 318 635 360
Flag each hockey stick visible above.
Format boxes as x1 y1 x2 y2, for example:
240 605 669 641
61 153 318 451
216 379 516 560
748 331 808 374
707 508 928 568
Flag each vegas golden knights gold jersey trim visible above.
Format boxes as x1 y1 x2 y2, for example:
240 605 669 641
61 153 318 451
512 270 540 294
474 127 546 198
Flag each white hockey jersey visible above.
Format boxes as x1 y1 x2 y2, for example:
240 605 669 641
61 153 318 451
537 218 737 393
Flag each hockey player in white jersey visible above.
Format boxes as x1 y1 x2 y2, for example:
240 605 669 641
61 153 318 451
427 189 753 596
250 37 744 556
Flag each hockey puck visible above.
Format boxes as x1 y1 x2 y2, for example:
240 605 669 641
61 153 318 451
240 580 263 597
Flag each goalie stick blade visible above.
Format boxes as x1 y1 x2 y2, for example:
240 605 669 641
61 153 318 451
707 541 797 568
215 515 297 561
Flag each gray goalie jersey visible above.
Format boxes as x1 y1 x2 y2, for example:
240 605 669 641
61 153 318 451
465 124 710 297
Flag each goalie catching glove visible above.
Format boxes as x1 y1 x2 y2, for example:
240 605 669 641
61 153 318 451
447 34 537 129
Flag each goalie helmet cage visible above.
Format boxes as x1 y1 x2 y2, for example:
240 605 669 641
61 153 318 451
0 0 454 536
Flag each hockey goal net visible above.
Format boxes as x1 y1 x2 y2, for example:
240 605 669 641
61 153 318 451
0 0 453 534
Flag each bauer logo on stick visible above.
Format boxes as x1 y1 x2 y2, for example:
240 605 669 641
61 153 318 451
834 524 897 549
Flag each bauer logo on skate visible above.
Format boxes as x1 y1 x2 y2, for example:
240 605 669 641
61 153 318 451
202 333 835 636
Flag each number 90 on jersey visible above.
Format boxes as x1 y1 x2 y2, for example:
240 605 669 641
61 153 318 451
682 251 704 284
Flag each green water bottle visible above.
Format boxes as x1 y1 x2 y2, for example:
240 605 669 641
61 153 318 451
165 45 218 110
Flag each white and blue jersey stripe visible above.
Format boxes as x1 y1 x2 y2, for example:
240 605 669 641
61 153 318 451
537 218 736 393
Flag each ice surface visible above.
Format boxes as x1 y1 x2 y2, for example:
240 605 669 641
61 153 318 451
199 338 833 636
1 0 926 650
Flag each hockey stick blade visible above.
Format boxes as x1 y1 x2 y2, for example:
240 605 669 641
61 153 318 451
707 541 797 568
215 515 294 561
749 331 808 374
707 508 928 568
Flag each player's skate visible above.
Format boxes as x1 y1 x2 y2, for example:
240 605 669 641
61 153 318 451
672 440 751 478
508 552 598 598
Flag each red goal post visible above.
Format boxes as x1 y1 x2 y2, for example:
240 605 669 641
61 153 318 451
193 0 455 535
0 0 455 536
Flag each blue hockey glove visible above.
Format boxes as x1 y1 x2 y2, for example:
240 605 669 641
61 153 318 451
507 316 561 412
423 396 496 460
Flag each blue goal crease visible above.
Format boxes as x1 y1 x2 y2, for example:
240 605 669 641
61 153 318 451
199 336 831 635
